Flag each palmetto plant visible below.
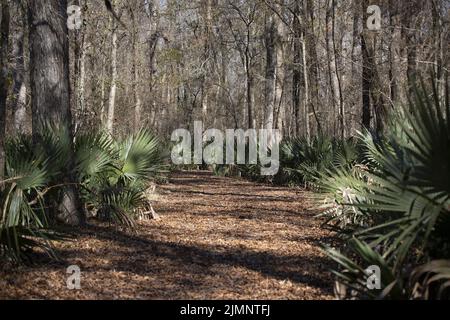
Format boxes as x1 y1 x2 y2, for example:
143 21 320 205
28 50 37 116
280 136 358 188
1 127 165 261
76 129 165 228
322 82 450 299
0 132 65 261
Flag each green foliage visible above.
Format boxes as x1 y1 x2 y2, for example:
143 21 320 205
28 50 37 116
210 139 271 182
226 80 450 300
0 127 68 261
319 82 450 299
280 136 359 187
1 128 165 262
411 260 450 299
77 129 165 228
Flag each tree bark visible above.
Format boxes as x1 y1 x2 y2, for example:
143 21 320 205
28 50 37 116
361 0 385 133
107 1 118 134
28 0 84 225
361 0 371 130
292 0 302 136
73 0 87 133
388 0 400 107
331 0 345 139
11 0 27 134
130 3 142 131
305 0 321 136
264 13 276 133
274 4 286 136
302 32 310 143
325 2 336 134
245 27 254 129
0 0 10 183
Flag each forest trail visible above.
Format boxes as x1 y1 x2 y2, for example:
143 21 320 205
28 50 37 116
0 171 335 299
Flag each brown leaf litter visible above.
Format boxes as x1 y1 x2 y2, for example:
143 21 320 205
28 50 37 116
0 171 336 300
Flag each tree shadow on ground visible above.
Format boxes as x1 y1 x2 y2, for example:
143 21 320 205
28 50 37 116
79 225 333 290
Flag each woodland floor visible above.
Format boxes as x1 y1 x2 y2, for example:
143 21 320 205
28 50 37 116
0 171 337 300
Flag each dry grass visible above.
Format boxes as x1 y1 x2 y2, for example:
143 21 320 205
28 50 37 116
0 171 336 300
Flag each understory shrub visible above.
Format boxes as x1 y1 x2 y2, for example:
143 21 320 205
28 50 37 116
319 83 450 299
0 128 165 262
222 80 450 300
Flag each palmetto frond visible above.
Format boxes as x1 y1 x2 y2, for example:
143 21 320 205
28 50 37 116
73 129 165 228
323 81 450 299
119 129 163 181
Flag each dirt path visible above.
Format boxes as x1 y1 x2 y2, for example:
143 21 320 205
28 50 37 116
0 171 335 299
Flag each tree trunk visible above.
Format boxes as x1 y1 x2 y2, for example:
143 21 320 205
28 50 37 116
100 56 106 124
264 13 276 133
28 0 83 225
0 0 10 183
305 0 321 136
326 0 341 137
274 4 286 136
302 32 310 143
432 0 445 102
404 11 417 97
201 0 212 126
361 0 371 130
130 5 142 131
245 27 254 129
351 0 361 132
78 30 87 129
361 1 385 133
331 0 345 139
292 0 302 136
107 4 118 134
11 0 27 134
388 0 400 107
361 34 371 130
73 5 87 133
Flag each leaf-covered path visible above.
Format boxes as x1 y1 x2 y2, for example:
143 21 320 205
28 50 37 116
0 171 335 299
